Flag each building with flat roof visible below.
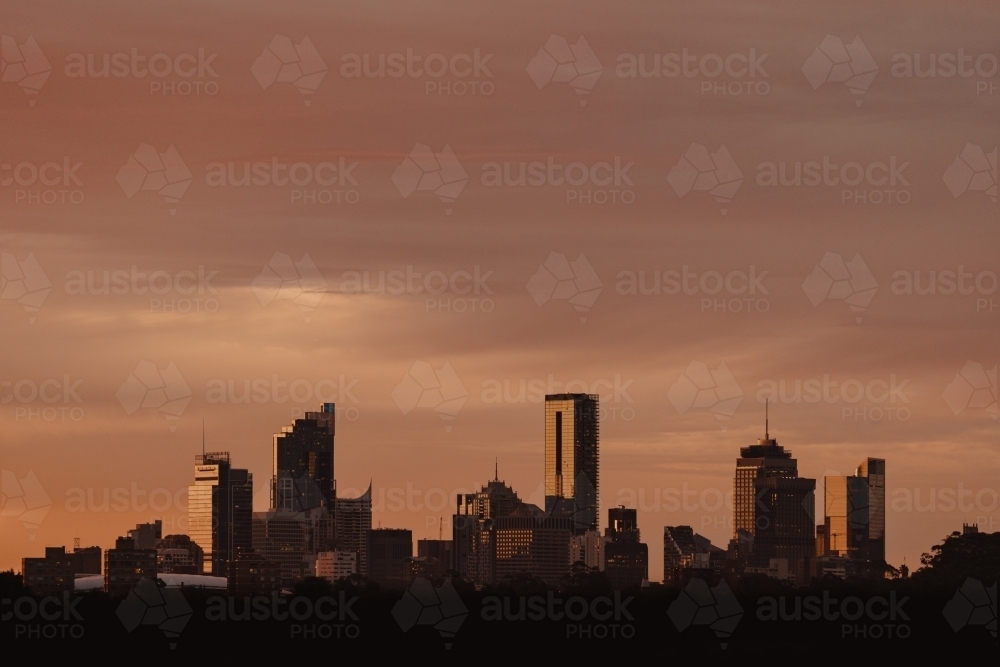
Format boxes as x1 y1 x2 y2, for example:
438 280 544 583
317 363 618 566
104 536 156 597
544 394 599 534
366 528 412 589
22 547 74 595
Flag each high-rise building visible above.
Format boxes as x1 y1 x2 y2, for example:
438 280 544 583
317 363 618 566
67 545 102 575
227 551 281 596
104 537 156 597
857 458 886 562
733 419 815 582
252 507 334 585
22 547 75 595
188 451 253 575
417 539 453 571
366 528 412 589
663 526 726 587
272 404 336 512
544 393 599 533
454 475 574 587
821 458 886 563
334 484 372 575
602 507 648 590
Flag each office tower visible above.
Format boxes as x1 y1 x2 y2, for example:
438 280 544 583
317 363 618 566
22 547 75 595
733 419 815 582
544 393 599 533
823 475 870 558
271 403 336 512
857 458 886 562
571 530 604 569
603 506 648 590
366 528 412 589
334 484 372 575
127 520 162 550
104 537 157 596
663 526 725 587
454 475 573 587
316 551 357 583
822 457 885 563
188 451 254 575
154 534 205 574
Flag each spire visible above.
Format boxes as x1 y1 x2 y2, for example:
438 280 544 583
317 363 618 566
202 418 205 456
495 457 498 481
765 399 769 440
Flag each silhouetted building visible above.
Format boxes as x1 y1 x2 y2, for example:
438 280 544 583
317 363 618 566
366 528 412 589
188 451 253 575
253 507 334 585
664 525 726 587
857 458 886 562
418 539 453 571
733 420 815 583
571 530 604 569
335 484 372 574
316 550 356 582
67 545 102 575
823 474 870 558
127 520 162 550
272 404 336 512
22 547 74 595
154 534 204 574
104 537 156 597
454 475 574 587
603 507 647 589
227 551 281 596
544 394 599 533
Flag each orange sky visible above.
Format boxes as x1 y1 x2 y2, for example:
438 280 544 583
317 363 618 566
2 0 997 582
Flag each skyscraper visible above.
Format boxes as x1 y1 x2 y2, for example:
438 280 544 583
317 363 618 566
733 416 815 581
822 458 885 563
188 451 254 575
544 393 599 533
335 484 372 574
272 403 336 512
603 507 648 590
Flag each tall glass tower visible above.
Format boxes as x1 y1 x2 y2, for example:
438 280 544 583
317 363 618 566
271 403 336 512
544 393 599 533
188 452 253 575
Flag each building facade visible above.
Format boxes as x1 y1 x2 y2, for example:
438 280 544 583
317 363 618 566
365 528 412 589
733 428 815 582
22 547 74 595
154 534 204 574
544 394 599 534
603 507 647 589
188 451 254 575
271 404 336 512
104 537 157 597
334 484 372 575
316 550 357 582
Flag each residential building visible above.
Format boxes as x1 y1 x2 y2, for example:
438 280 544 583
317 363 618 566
366 528 412 589
104 537 156 597
316 550 356 583
22 547 74 595
188 451 253 575
544 394 599 534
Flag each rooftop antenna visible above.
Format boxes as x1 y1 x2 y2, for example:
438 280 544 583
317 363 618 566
202 418 205 456
765 399 769 440
494 457 498 481
439 516 443 541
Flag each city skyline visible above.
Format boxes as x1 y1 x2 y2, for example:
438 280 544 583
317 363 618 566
2 0 997 591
